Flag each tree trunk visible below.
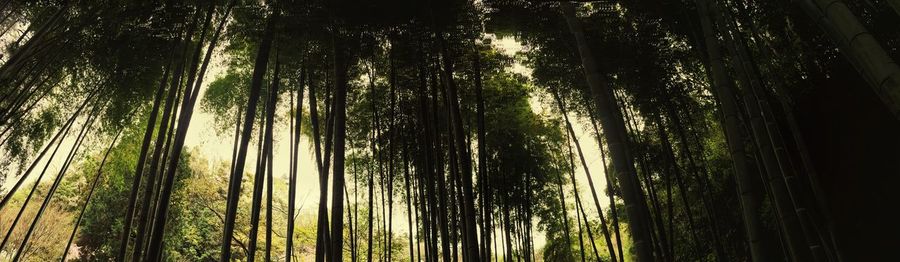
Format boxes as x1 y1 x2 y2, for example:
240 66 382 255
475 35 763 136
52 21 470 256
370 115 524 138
693 0 784 260
586 110 625 260
146 4 230 259
473 44 492 262
559 3 654 260
310 58 331 262
436 33 481 262
403 150 416 262
574 192 586 262
555 165 574 261
249 112 266 260
287 64 305 262
387 55 397 262
429 64 453 262
553 88 618 262
61 131 122 261
0 104 78 252
573 184 600 261
329 33 352 262
264 58 280 262
132 36 192 261
798 0 900 119
655 118 702 259
367 108 376 262
219 7 277 261
345 185 356 262
117 35 182 262
13 104 97 261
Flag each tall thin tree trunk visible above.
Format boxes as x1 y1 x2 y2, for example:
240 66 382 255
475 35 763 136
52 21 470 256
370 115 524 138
436 33 481 262
118 36 181 262
616 89 669 261
0 90 94 210
248 55 279 262
798 0 900 119
574 191 586 262
415 61 440 262
264 58 280 262
13 103 97 261
387 55 397 262
129 39 185 261
473 43 492 262
428 64 453 262
368 107 376 262
346 184 357 262
404 150 416 262
0 103 79 252
287 65 305 262
329 33 352 262
61 131 122 261
566 132 601 261
654 118 701 259
502 202 513 262
555 165 574 261
552 88 617 262
693 0 781 260
575 192 600 262
560 3 654 260
146 4 231 260
310 58 331 262
219 7 277 261
586 109 625 260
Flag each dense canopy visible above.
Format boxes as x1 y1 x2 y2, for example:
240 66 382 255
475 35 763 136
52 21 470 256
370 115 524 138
0 0 898 261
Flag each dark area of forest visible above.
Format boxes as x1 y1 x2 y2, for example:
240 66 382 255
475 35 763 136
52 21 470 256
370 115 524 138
0 0 898 261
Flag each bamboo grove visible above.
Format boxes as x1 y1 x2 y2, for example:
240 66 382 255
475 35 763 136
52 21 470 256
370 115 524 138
0 0 898 261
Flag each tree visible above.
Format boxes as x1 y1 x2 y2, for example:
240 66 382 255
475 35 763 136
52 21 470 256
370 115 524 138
3 1 900 261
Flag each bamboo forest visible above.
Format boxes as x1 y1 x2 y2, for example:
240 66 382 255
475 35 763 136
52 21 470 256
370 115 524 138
1 0 900 261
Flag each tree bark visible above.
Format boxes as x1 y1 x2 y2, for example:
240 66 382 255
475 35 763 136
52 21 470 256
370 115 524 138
403 150 416 262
